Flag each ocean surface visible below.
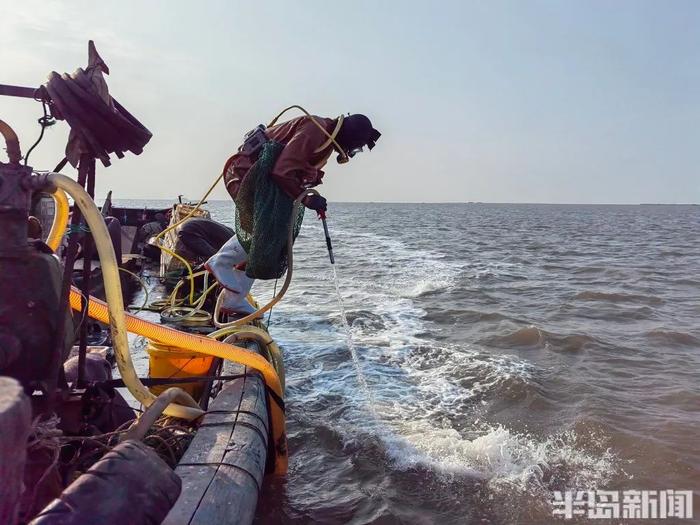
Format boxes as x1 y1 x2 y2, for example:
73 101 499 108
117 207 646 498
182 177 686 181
119 201 700 524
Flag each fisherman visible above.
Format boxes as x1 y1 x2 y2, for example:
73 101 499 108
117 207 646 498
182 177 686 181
206 113 380 314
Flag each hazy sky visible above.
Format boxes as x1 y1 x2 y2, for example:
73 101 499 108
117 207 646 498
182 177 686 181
1 0 698 203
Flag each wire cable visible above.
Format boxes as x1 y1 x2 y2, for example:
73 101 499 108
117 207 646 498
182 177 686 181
24 99 55 166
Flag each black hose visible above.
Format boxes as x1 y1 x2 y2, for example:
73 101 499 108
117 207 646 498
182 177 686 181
23 99 54 166
43 68 152 167
321 216 335 264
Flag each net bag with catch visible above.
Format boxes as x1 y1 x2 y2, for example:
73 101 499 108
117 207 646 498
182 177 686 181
234 141 305 279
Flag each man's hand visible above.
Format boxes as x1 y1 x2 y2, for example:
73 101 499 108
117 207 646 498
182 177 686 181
304 194 327 212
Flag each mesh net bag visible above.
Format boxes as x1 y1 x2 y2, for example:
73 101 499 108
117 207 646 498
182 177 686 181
234 141 305 279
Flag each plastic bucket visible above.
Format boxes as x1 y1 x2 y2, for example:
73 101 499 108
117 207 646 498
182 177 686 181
147 342 214 399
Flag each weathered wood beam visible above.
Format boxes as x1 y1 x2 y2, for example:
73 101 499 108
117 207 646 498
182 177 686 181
0 377 31 525
163 360 270 525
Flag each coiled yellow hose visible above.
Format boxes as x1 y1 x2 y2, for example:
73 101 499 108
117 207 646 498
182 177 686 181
211 325 285 391
159 270 216 325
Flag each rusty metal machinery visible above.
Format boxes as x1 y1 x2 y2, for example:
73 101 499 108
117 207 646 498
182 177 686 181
0 122 73 393
0 42 200 525
0 40 152 395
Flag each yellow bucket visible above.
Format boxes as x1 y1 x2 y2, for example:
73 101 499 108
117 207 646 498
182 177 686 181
147 342 215 399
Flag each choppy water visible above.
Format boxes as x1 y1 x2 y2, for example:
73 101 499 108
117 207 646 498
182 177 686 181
121 201 700 524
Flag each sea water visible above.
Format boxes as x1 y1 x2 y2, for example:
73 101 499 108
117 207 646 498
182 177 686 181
116 200 700 524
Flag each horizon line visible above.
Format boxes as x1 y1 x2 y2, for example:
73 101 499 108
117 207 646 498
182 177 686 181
103 197 700 206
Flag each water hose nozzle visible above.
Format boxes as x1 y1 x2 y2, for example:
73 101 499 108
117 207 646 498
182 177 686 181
320 214 335 265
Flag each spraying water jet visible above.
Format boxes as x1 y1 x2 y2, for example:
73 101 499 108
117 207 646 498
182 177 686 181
317 210 376 410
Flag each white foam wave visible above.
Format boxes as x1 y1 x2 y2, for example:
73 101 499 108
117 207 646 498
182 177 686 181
328 227 462 299
379 421 615 491
401 277 452 298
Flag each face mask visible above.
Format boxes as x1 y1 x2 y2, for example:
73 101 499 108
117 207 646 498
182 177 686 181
347 146 364 158
336 144 367 163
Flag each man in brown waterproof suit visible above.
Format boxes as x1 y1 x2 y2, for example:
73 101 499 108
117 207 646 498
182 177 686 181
206 113 381 314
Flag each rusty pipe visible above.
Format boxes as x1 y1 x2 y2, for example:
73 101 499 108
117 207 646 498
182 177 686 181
0 83 39 99
0 119 22 164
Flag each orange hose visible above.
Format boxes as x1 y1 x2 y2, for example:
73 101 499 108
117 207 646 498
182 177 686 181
69 287 288 474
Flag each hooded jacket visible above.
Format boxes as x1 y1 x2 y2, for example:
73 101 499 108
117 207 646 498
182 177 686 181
224 115 336 200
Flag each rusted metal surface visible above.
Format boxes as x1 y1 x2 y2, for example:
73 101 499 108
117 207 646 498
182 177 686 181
0 130 72 392
0 119 23 164
0 84 39 99
0 247 72 390
0 146 32 254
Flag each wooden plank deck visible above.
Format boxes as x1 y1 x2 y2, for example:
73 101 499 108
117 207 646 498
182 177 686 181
162 360 270 525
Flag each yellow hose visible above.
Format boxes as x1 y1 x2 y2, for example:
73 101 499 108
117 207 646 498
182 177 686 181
267 106 348 163
158 271 214 325
119 266 149 313
158 242 198 301
49 178 288 475
47 188 70 251
48 174 287 473
48 173 204 419
67 288 287 473
212 326 285 391
122 387 196 442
